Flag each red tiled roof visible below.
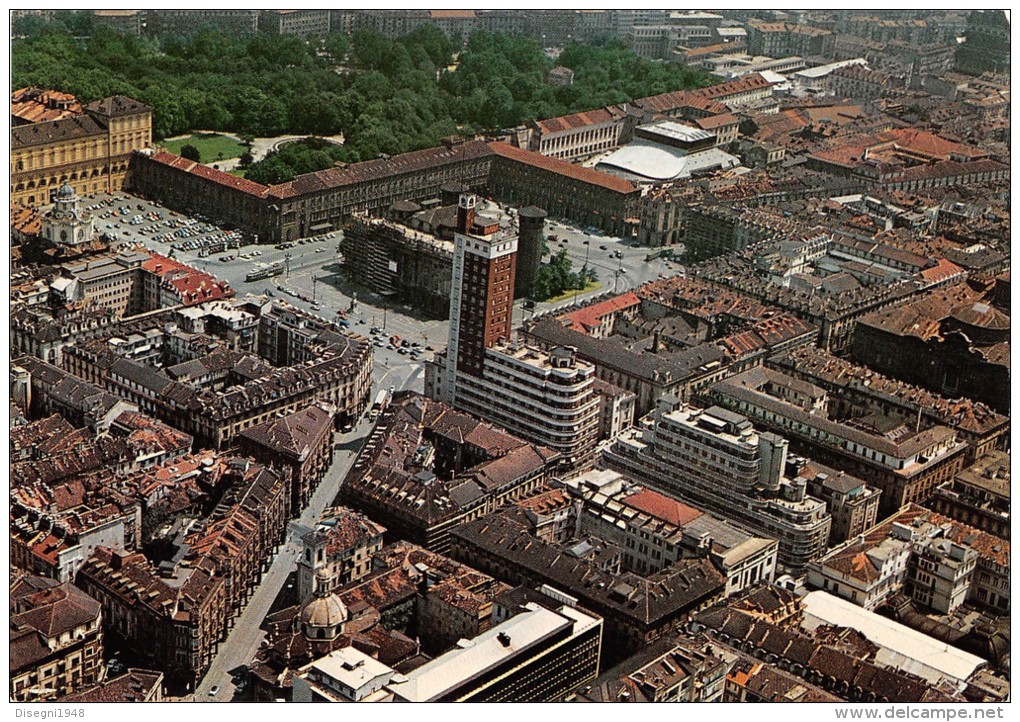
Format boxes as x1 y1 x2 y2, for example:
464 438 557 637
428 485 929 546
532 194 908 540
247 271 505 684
919 258 964 284
696 113 739 130
696 73 773 100
143 252 234 305
487 141 637 195
11 87 83 124
269 140 494 200
559 291 640 333
624 489 703 527
11 205 41 236
537 107 617 135
148 151 270 197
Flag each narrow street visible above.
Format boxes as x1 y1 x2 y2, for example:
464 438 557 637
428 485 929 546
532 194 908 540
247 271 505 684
190 418 374 702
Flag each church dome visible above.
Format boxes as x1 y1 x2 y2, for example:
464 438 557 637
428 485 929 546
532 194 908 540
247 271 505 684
299 569 348 640
299 593 349 631
55 182 75 200
950 302 1010 331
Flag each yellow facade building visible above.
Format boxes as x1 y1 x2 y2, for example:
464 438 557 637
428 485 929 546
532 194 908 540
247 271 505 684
11 88 152 208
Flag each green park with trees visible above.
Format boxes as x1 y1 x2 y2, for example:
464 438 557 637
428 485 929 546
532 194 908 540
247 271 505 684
13 17 711 184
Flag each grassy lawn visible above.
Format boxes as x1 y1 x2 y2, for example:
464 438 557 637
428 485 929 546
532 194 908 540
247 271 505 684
546 280 602 304
228 169 248 178
161 133 248 163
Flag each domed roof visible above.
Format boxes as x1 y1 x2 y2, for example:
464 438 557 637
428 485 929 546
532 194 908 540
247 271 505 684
951 302 1010 331
55 182 75 200
299 591 349 631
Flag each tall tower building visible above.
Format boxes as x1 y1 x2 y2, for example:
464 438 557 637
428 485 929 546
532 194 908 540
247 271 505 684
428 194 599 470
439 194 518 403
514 206 547 299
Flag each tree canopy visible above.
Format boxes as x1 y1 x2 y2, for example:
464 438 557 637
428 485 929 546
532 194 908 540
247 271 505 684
531 250 597 302
13 23 712 182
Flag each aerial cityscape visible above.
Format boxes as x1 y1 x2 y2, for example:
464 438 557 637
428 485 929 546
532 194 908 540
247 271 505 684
8 9 1010 707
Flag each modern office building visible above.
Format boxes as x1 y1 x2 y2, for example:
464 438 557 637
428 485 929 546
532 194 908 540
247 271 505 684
604 399 831 571
293 601 603 702
710 368 969 516
427 194 599 470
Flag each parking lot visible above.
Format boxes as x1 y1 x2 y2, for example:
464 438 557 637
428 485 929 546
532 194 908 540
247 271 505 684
74 191 680 396
81 191 435 395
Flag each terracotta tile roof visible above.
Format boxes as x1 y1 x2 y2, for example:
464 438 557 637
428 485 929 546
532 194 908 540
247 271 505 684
308 507 386 558
148 151 270 197
696 73 773 100
269 140 493 200
623 489 703 526
918 258 965 285
59 669 163 702
857 282 985 339
488 141 637 194
143 252 235 305
811 128 991 169
817 504 1010 579
11 87 83 124
239 403 335 461
537 107 618 135
559 291 640 333
695 112 738 130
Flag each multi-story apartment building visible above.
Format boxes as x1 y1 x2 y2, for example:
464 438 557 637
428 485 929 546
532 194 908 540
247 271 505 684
12 89 152 207
426 195 600 470
59 302 373 449
451 511 726 662
524 316 729 417
604 400 832 572
296 507 386 600
827 64 896 100
340 392 560 554
148 9 259 36
438 195 516 398
907 537 977 614
711 368 970 517
293 601 603 702
555 469 779 596
576 634 732 702
768 346 1009 463
928 451 1010 539
259 9 330 38
75 459 289 692
10 576 105 701
808 504 1008 615
238 402 337 515
798 460 882 545
452 343 600 471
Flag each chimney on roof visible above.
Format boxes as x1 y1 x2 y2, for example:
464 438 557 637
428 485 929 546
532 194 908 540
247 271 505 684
457 194 477 235
497 632 512 648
